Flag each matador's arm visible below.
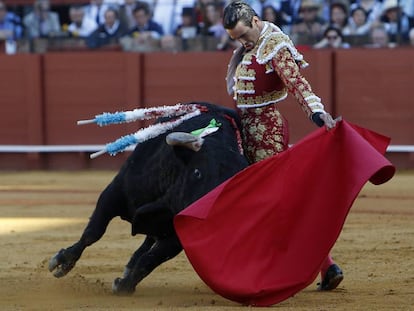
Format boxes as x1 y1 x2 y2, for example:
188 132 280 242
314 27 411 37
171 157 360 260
271 47 327 127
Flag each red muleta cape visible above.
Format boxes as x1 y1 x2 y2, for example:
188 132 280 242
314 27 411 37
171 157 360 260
174 120 395 306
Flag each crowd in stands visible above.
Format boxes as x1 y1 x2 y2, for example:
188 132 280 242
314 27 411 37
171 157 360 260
1 0 414 53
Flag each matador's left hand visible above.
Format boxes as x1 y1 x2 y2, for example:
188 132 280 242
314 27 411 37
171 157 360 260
320 113 342 130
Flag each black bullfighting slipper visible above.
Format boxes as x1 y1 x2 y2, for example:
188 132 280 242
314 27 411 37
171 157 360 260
317 264 344 291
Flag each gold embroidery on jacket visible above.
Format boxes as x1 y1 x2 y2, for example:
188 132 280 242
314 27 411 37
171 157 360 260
235 80 255 93
265 62 274 73
237 65 256 80
236 89 287 106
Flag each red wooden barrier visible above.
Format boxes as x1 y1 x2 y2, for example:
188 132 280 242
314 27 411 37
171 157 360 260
335 48 413 145
0 54 43 169
0 49 412 170
143 51 234 109
42 52 143 169
334 48 414 168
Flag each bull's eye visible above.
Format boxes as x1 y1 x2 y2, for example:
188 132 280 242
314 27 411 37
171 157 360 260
193 168 202 179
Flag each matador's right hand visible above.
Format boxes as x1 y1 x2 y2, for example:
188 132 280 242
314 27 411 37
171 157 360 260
320 113 342 130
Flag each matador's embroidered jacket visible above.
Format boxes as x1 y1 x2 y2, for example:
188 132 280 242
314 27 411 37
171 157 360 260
228 22 326 118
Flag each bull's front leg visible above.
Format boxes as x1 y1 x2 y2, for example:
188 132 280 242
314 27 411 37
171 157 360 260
112 234 182 294
122 236 156 278
49 182 124 277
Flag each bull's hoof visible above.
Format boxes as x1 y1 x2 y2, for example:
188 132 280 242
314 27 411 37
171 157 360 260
112 277 136 295
48 248 76 278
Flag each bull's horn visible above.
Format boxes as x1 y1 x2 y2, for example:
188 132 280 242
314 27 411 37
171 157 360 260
166 132 204 152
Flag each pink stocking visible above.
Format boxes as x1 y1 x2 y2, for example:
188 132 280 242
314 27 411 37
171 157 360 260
320 255 335 278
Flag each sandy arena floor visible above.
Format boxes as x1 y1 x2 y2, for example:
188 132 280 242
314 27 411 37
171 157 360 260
0 170 413 311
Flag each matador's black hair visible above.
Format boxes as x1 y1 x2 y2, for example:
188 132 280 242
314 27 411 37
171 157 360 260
223 1 258 29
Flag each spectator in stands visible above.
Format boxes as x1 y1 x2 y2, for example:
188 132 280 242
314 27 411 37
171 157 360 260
67 5 97 38
313 25 350 48
23 0 61 39
403 0 414 19
280 0 327 25
342 5 372 36
290 0 327 45
175 7 200 38
329 2 349 32
120 1 163 52
104 0 124 4
350 0 382 24
84 0 112 26
201 2 226 37
279 0 310 24
125 1 164 39
236 0 287 21
195 0 218 25
261 4 288 32
0 1 23 40
151 0 196 35
202 2 234 50
367 24 394 47
136 0 156 13
119 0 138 29
380 0 414 44
86 7 128 48
409 27 414 45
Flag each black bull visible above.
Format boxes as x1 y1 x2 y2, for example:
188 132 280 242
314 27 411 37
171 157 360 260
48 102 249 294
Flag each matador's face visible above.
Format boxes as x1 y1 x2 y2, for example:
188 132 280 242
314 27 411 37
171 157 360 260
226 16 262 52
